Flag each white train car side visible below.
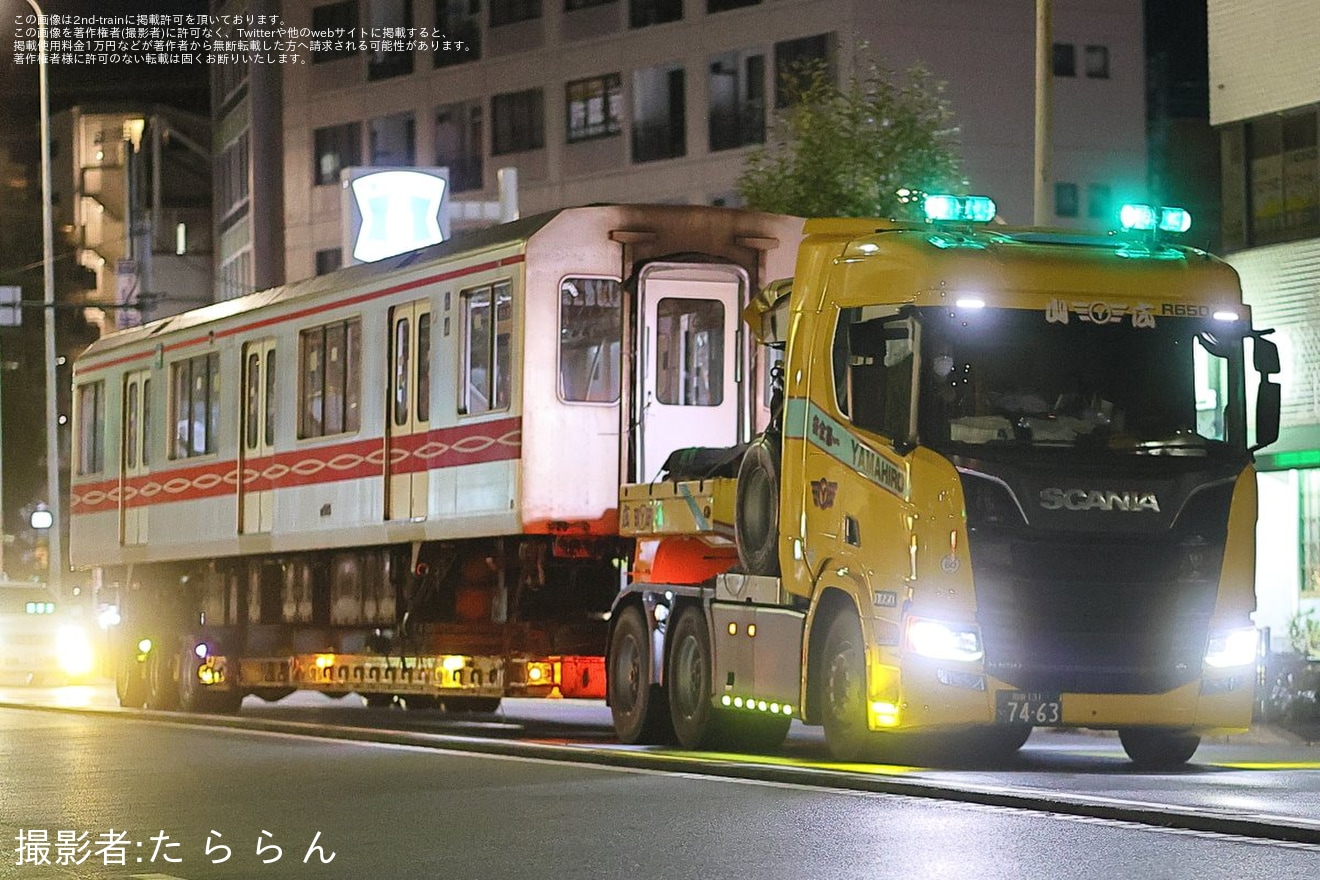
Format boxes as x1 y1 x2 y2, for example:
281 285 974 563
69 204 803 713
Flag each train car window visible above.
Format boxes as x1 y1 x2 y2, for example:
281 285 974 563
76 381 105 475
461 281 512 414
655 298 724 406
126 380 139 468
141 378 151 467
393 316 411 426
245 349 261 449
417 312 431 422
265 350 277 447
299 318 362 438
559 277 621 403
170 353 221 459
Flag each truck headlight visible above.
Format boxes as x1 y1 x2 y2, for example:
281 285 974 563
1204 627 1257 669
56 625 95 677
905 616 984 662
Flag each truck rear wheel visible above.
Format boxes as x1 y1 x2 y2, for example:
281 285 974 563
177 647 242 715
735 435 781 576
1119 728 1201 768
145 644 180 711
667 606 728 749
820 611 876 762
608 604 671 744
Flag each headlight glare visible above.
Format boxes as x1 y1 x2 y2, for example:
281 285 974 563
905 616 984 662
56 625 95 677
1204 627 1257 668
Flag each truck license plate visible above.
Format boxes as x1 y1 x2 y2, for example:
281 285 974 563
995 690 1062 725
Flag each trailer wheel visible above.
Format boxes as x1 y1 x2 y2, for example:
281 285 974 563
177 647 243 715
608 604 671 744
114 651 147 709
145 644 180 711
735 435 781 576
820 611 875 762
667 606 728 749
443 696 501 714
1119 728 1201 769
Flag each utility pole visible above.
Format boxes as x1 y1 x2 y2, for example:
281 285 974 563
1033 0 1053 226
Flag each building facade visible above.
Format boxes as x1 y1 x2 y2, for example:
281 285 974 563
262 0 1146 283
1209 0 1320 650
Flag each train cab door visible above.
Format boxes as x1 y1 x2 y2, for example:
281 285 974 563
120 369 151 545
239 338 277 534
635 262 746 481
386 299 432 520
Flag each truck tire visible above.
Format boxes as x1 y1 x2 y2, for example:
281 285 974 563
1119 728 1201 769
608 604 671 744
820 610 876 762
667 605 728 749
177 647 243 715
115 651 147 709
735 435 781 576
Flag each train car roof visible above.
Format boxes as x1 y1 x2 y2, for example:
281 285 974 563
77 208 565 362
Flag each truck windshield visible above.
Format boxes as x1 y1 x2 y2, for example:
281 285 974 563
916 306 1247 459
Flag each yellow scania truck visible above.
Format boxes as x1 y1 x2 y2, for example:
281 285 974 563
607 196 1282 767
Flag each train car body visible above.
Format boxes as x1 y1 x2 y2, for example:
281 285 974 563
69 204 803 712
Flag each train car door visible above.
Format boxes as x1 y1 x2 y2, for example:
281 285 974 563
386 300 431 520
120 369 151 545
239 339 276 534
635 262 745 481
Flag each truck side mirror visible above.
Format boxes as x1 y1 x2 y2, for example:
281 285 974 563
1251 379 1280 453
1253 336 1280 375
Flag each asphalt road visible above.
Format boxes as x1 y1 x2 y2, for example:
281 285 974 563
4 706 1320 880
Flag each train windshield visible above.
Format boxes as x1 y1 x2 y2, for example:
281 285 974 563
914 306 1249 460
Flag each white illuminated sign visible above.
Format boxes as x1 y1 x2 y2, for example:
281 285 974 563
343 168 450 265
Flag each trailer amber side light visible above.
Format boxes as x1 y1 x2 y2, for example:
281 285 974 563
314 654 336 669
441 655 467 672
870 701 901 727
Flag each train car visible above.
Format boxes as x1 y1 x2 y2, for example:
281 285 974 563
69 204 803 713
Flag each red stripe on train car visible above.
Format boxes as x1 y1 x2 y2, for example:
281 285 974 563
70 417 522 514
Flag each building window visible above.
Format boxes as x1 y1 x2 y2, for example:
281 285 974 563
489 0 539 26
565 0 612 8
1086 183 1112 221
314 121 362 185
170 353 221 459
217 130 250 220
774 33 833 107
567 74 623 143
312 0 359 63
316 248 343 275
1084 44 1109 79
435 0 481 67
436 102 484 192
299 319 362 438
629 0 680 28
632 64 685 162
654 298 724 406
709 50 764 151
1243 111 1320 246
492 88 544 155
219 250 253 300
461 281 513 414
75 381 105 475
370 112 416 166
368 0 414 79
708 0 757 10
1052 42 1075 77
559 277 621 403
1054 182 1079 217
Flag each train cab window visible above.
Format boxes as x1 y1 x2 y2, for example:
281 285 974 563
559 277 621 403
461 281 512 414
655 298 724 406
75 380 105 475
299 318 362 438
170 353 221 459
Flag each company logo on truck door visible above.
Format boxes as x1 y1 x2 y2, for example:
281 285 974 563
1038 488 1161 512
786 399 907 499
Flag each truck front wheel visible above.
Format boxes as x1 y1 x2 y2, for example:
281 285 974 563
821 611 876 762
608 604 671 744
1119 728 1201 769
115 651 146 709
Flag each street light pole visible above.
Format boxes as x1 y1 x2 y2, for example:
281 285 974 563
26 0 62 593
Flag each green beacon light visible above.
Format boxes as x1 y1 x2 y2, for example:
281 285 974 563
923 194 996 223
1120 203 1192 234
